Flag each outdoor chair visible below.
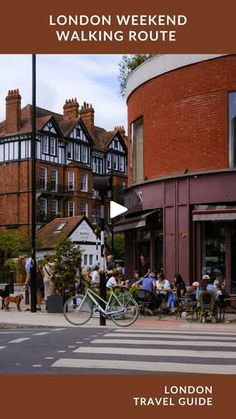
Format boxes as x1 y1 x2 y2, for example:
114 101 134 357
199 291 217 323
136 289 160 316
175 296 198 321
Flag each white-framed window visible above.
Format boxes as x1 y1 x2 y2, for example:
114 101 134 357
40 198 47 219
39 167 47 190
80 202 88 216
92 156 103 174
107 153 111 169
68 171 74 191
119 155 125 172
92 208 101 225
68 201 75 217
114 139 119 149
74 144 80 161
51 199 58 217
81 145 88 163
51 169 58 191
67 142 73 159
42 136 49 154
131 117 144 183
89 255 93 266
49 137 56 156
113 154 118 170
84 254 88 265
81 173 88 192
92 189 100 200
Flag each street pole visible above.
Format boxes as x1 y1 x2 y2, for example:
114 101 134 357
99 194 106 325
111 149 114 255
30 54 37 312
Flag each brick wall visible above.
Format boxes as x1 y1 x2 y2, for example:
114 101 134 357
128 55 236 185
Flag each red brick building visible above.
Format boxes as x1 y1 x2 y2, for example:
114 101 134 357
116 54 236 292
0 90 127 235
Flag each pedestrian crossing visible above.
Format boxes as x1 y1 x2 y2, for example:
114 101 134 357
51 328 236 374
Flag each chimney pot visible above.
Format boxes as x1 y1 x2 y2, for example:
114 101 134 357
63 97 79 119
5 88 21 133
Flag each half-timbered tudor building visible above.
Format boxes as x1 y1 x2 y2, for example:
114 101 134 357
0 89 127 234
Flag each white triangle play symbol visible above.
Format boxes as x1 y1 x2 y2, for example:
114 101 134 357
110 200 127 218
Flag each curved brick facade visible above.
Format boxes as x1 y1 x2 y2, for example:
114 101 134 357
127 54 236 184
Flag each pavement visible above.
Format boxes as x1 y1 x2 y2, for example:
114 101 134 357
1 297 236 332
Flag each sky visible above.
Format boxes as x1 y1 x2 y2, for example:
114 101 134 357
0 54 127 132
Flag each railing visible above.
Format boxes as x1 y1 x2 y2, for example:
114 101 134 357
36 181 73 194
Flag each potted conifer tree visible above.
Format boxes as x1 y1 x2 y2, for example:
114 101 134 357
45 237 81 313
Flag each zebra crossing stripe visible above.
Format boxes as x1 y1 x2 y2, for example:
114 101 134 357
0 346 6 350
8 338 30 343
51 358 236 374
74 346 236 359
113 329 236 336
90 338 236 347
105 333 236 341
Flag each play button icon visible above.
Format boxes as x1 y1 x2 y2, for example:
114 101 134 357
110 201 128 218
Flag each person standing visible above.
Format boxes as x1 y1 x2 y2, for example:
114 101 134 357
42 262 55 310
21 256 43 311
138 254 151 278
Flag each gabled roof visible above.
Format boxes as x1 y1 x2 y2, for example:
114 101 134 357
0 105 93 143
37 215 93 249
91 126 127 152
0 102 126 152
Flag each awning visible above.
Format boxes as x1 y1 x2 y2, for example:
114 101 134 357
113 210 157 232
192 205 236 221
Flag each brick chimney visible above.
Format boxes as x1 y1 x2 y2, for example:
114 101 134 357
79 102 94 131
5 89 21 133
63 98 79 120
114 125 126 135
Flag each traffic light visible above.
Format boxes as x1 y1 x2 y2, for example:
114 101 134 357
93 175 111 194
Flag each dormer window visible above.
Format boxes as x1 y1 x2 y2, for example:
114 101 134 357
114 139 118 149
42 135 57 156
55 222 66 232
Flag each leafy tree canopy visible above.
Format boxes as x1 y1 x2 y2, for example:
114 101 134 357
0 231 27 267
118 54 154 99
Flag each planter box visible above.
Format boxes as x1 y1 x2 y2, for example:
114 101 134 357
47 295 64 313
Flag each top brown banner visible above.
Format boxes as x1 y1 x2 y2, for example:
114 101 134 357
1 0 235 53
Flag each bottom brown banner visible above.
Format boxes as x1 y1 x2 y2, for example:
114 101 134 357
0 374 234 419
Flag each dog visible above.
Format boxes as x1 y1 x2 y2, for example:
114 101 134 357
4 293 24 311
0 284 10 309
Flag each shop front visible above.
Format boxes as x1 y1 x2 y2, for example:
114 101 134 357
193 206 236 293
114 170 236 289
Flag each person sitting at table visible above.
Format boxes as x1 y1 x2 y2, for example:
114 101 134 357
156 272 170 296
174 273 187 298
133 272 156 293
185 282 199 300
126 270 141 289
166 283 178 313
106 269 121 289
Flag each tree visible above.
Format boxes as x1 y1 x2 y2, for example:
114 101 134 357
106 233 125 260
0 231 26 266
118 54 154 99
43 236 82 296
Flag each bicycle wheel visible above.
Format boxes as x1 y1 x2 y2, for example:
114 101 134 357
110 294 139 327
63 295 92 325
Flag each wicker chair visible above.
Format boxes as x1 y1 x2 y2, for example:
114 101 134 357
199 291 217 323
